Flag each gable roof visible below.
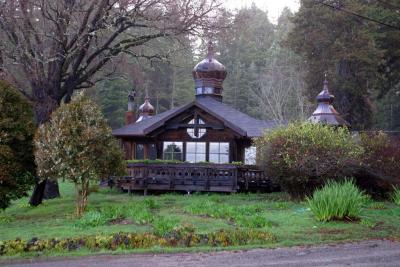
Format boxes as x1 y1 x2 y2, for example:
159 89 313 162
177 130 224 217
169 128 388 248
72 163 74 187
112 96 278 138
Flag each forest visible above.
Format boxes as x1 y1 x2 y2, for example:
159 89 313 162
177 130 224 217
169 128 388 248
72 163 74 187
86 1 400 131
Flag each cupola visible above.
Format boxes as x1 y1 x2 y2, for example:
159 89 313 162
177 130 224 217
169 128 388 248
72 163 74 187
136 94 155 122
192 41 227 101
309 76 349 126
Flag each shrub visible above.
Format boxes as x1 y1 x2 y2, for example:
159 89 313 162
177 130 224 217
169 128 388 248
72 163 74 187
307 180 368 222
255 122 362 199
34 96 125 216
392 187 400 206
359 132 400 198
0 81 36 209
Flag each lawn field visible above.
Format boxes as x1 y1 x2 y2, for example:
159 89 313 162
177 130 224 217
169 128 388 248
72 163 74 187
0 182 399 258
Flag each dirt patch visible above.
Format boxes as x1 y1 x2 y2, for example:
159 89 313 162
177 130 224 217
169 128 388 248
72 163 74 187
317 228 346 235
109 218 134 225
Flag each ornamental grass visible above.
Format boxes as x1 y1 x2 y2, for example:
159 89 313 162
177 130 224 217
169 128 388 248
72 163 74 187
307 180 368 222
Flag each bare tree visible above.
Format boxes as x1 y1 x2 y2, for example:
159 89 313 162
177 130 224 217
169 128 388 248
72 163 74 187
0 0 221 205
254 43 311 123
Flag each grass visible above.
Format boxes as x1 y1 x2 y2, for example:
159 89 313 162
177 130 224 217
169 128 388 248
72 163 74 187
392 186 400 206
0 181 399 259
307 180 369 222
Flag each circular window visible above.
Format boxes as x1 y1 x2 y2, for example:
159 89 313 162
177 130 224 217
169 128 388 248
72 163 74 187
187 118 206 139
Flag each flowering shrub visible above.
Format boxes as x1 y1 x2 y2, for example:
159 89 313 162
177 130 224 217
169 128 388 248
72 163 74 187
255 123 362 199
0 229 276 256
34 96 125 216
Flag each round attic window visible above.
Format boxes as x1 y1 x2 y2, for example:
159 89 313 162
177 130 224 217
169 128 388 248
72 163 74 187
187 118 206 139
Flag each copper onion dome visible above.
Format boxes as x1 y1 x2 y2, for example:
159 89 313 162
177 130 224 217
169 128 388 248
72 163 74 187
136 95 155 122
192 41 227 101
309 77 349 126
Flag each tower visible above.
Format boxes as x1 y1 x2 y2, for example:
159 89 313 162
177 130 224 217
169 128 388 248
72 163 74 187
192 41 227 101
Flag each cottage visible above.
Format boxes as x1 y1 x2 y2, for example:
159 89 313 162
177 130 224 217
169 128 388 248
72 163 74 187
112 42 279 193
113 42 278 165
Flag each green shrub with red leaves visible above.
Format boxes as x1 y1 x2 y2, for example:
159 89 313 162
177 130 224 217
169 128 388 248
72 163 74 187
255 123 362 199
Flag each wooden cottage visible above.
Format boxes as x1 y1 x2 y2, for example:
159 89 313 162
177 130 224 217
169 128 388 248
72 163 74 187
112 42 278 193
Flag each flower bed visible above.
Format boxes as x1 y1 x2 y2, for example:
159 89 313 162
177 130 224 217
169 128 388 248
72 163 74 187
0 228 276 256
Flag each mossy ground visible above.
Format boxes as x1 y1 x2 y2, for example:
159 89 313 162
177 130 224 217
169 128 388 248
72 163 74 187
0 181 399 259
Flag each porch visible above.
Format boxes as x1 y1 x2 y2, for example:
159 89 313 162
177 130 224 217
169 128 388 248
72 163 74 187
115 162 275 194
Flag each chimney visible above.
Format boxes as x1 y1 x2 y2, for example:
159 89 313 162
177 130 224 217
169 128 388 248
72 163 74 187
125 89 136 125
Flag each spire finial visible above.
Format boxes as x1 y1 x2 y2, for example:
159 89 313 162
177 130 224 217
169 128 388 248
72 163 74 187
207 40 214 59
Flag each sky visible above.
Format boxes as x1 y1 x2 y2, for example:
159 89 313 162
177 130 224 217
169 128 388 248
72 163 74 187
223 0 300 23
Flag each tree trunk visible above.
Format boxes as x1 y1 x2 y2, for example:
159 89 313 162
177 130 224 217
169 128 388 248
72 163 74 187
76 180 90 216
29 96 61 206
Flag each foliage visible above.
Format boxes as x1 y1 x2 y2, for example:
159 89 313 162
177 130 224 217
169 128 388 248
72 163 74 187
307 180 368 222
358 132 400 198
152 216 181 237
286 0 385 129
0 81 36 209
255 122 363 199
392 187 400 206
34 96 125 215
0 229 276 256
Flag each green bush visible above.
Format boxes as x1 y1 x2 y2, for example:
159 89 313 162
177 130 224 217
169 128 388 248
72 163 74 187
74 210 108 228
392 187 400 206
0 81 36 209
307 180 368 222
255 123 362 199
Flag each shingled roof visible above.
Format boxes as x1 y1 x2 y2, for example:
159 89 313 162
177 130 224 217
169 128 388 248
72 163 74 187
112 96 278 138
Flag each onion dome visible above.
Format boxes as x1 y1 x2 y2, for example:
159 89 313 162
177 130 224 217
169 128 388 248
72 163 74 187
309 77 349 126
136 95 155 122
192 41 227 101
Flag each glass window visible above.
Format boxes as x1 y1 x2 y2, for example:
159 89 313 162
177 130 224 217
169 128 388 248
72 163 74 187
135 144 144 160
149 144 157 160
187 118 206 139
186 142 206 163
209 142 229 164
245 146 257 165
163 142 183 161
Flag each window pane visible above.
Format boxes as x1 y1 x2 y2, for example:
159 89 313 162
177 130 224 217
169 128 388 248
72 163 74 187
164 153 172 161
196 142 206 153
219 154 229 164
220 143 230 154
196 153 206 162
209 142 219 153
209 154 219 163
173 152 182 161
136 144 144 160
245 146 256 165
186 142 196 153
149 144 157 160
186 153 196 163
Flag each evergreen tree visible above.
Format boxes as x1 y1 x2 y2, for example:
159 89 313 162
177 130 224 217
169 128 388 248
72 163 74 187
286 0 383 129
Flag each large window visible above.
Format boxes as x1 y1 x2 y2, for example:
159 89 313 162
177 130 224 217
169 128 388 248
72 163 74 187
186 142 206 163
135 144 144 159
209 142 229 164
245 146 257 165
163 142 183 161
187 118 206 139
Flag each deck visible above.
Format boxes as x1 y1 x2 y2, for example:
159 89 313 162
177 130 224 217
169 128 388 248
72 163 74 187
115 163 275 194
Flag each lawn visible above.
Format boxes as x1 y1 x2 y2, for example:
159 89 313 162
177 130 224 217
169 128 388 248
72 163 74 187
0 181 399 258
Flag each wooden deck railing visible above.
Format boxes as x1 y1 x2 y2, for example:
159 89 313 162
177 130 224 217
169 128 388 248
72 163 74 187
116 163 273 194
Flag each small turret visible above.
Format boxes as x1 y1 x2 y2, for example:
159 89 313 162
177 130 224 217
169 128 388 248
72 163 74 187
136 93 155 122
309 76 349 126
